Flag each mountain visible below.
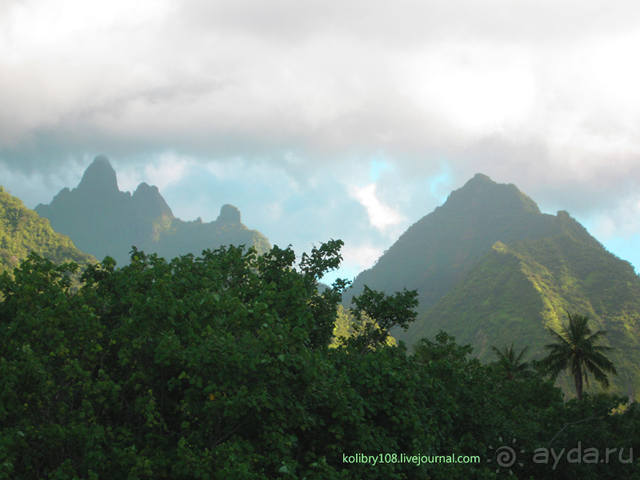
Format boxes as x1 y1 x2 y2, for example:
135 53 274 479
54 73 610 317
344 173 552 308
35 156 271 266
0 186 94 273
345 174 640 398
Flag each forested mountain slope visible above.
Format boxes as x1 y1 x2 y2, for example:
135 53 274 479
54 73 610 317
345 174 640 398
0 186 94 273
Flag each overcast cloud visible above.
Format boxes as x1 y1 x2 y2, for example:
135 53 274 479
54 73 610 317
2 0 640 279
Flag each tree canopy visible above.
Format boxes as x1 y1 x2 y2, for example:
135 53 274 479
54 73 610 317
0 243 638 479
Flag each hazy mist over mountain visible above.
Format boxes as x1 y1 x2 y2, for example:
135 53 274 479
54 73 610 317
35 156 270 266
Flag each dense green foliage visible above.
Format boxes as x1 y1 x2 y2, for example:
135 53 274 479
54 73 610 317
491 344 531 381
35 156 270 266
344 174 640 399
0 186 94 274
1 242 639 478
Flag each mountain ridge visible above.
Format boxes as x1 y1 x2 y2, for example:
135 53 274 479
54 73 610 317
35 156 271 265
345 173 640 398
344 173 556 308
0 186 95 273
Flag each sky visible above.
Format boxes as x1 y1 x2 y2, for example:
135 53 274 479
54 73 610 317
2 0 640 283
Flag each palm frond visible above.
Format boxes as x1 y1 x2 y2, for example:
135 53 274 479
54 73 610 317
540 312 616 399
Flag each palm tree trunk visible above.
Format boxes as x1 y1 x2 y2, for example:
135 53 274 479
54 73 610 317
574 367 583 400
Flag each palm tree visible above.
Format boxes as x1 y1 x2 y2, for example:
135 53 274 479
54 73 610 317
491 343 530 380
540 312 616 400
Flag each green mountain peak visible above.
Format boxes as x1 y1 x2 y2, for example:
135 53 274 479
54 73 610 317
444 172 540 216
345 173 640 398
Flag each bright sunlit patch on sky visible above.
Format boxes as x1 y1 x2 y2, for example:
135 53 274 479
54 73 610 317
143 153 191 191
407 43 536 134
428 164 453 204
583 31 640 112
321 242 384 285
369 157 393 182
116 152 191 193
342 243 383 272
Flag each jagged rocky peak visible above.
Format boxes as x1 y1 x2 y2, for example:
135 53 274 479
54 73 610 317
77 155 119 193
217 204 241 224
133 182 161 200
444 172 540 215
133 182 174 218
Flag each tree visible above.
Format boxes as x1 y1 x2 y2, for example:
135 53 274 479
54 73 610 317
490 343 530 380
349 285 418 352
0 242 426 479
540 313 617 400
3 248 639 479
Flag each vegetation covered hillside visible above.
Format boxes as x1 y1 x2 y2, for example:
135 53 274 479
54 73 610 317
344 174 640 398
35 156 270 265
406 213 640 399
343 173 557 309
1 242 639 479
0 186 94 273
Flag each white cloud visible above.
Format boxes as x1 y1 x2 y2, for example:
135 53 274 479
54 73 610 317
143 153 190 191
115 152 191 193
3 0 640 275
349 183 405 233
404 43 536 135
589 195 640 239
340 243 384 277
2 0 640 180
